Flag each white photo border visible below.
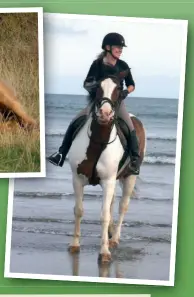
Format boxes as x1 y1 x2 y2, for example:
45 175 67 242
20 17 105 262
4 12 188 287
0 7 45 179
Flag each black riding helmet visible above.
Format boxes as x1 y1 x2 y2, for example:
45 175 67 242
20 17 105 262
102 32 127 50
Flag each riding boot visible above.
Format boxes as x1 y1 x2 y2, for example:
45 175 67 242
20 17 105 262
128 130 141 175
47 115 87 167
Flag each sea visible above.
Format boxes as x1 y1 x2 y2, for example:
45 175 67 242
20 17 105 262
10 94 179 281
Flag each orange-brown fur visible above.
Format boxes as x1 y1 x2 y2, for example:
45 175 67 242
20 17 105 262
0 80 36 130
77 119 113 185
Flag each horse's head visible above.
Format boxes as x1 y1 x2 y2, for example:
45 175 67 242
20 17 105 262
93 70 128 125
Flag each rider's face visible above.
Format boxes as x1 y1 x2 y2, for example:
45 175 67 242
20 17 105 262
109 45 123 59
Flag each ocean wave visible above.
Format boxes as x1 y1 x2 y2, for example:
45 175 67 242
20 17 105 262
14 191 100 200
138 236 171 244
12 223 171 244
147 135 176 142
14 191 67 199
147 152 175 158
46 133 66 137
46 132 176 143
46 104 177 119
46 151 175 165
12 226 171 245
136 112 177 119
14 191 172 202
13 217 172 229
144 155 175 165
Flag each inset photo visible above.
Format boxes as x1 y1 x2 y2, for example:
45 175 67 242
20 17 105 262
0 7 45 178
5 13 187 286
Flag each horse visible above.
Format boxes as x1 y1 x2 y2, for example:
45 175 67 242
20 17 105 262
0 80 36 130
67 72 146 263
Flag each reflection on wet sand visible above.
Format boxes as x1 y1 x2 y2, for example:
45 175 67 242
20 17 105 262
69 252 124 278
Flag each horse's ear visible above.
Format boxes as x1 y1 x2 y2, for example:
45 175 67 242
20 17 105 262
118 70 129 80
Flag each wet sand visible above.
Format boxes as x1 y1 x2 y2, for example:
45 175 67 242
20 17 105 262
9 193 171 282
10 231 170 281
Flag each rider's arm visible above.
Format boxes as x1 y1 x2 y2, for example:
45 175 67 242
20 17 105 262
125 67 135 94
119 62 135 100
83 60 99 92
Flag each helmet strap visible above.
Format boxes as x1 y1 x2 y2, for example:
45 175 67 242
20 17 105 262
106 46 118 60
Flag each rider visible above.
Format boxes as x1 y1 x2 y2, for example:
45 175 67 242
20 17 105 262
47 32 141 175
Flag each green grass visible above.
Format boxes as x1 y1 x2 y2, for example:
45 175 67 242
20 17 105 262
0 127 40 172
0 13 40 173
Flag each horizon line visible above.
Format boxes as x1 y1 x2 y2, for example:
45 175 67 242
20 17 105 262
45 93 178 100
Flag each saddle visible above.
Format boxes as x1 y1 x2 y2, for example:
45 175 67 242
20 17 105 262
71 115 131 177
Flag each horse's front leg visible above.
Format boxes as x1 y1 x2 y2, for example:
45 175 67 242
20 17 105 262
108 194 115 239
68 175 84 253
99 178 116 263
109 175 137 248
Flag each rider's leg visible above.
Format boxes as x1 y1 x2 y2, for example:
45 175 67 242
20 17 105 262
47 106 90 167
117 101 140 175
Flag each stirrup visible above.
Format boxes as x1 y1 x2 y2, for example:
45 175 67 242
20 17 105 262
47 152 63 166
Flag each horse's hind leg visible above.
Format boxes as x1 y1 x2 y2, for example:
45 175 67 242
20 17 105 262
109 175 136 248
68 175 84 253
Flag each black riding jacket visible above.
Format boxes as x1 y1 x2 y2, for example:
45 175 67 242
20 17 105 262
83 58 135 95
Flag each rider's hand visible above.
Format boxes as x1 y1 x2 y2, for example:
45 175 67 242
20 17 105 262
120 89 129 100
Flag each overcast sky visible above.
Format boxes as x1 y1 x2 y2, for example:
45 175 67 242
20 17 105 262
43 13 187 98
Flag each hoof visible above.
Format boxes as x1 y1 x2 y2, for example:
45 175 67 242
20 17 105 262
68 245 80 254
98 253 112 263
109 239 119 249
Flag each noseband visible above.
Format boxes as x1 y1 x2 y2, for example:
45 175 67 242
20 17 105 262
87 77 124 145
90 74 123 122
93 96 119 120
98 97 115 110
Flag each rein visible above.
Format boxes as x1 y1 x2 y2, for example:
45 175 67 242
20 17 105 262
87 119 118 145
98 97 115 109
86 76 123 146
87 97 120 146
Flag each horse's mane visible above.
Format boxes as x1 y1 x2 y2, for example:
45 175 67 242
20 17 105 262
86 94 96 115
86 93 93 104
85 75 119 104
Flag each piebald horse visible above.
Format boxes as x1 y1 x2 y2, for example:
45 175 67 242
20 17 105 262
68 73 146 263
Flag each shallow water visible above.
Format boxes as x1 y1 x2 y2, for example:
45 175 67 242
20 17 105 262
9 94 178 282
10 191 171 281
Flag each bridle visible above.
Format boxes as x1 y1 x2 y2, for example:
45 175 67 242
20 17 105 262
94 75 122 115
94 97 116 116
87 77 122 145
